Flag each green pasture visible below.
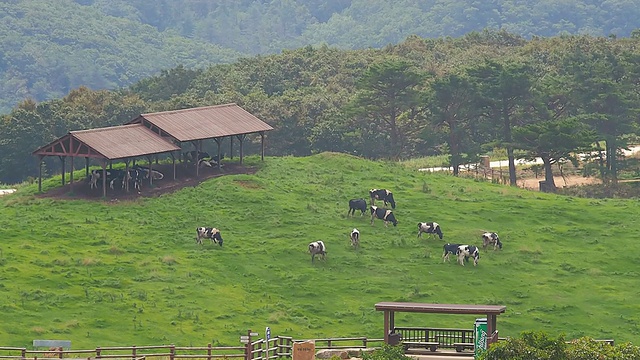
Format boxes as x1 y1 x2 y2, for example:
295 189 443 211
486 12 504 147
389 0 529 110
1 153 639 349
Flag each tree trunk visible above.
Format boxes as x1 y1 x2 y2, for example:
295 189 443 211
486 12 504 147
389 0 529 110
541 155 557 192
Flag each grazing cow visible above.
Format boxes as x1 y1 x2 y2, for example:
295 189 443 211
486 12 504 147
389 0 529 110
309 241 326 263
456 245 480 266
482 232 503 250
370 205 398 227
442 243 461 262
348 198 368 216
196 227 224 246
89 169 134 191
369 189 396 209
350 228 360 248
417 222 443 239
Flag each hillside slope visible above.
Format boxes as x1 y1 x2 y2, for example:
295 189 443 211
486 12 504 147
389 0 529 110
1 153 639 347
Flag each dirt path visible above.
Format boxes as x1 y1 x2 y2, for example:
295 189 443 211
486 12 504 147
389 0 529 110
519 175 600 190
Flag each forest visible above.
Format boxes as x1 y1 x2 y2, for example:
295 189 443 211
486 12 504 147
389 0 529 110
1 0 640 113
2 30 639 192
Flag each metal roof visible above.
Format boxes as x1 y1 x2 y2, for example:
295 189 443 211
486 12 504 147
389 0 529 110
375 302 507 315
130 103 274 142
69 124 180 160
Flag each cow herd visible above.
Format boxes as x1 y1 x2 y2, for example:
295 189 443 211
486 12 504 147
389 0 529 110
192 186 504 267
343 188 504 267
88 165 164 194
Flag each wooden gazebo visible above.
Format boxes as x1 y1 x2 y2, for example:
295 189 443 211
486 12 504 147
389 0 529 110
375 302 506 347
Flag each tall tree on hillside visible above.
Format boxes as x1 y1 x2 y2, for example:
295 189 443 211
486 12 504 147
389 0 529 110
467 59 536 186
427 73 481 175
348 59 425 159
558 37 640 183
514 118 596 191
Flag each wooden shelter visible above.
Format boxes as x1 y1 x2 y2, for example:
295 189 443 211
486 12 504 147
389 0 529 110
127 103 274 176
32 124 180 197
32 104 274 197
375 302 506 347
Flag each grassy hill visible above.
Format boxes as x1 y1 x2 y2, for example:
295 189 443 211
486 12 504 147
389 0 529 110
1 153 639 348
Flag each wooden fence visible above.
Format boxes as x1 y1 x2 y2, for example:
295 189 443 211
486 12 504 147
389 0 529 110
0 336 385 360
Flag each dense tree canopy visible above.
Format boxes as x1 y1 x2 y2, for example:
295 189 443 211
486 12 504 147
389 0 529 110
1 0 640 114
2 31 640 189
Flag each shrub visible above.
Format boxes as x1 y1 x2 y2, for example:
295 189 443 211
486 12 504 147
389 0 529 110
361 345 412 360
480 332 640 360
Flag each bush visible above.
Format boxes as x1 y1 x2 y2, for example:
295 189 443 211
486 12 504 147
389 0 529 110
361 345 412 360
479 332 640 360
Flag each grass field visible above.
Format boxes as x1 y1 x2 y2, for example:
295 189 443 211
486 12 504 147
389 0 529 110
1 153 639 349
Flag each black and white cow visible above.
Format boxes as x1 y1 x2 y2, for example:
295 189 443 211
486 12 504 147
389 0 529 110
350 228 360 248
348 198 368 216
442 243 461 262
369 189 396 209
309 241 326 263
482 232 503 250
456 245 480 266
196 227 224 246
185 151 210 163
417 222 443 239
370 206 398 227
133 165 164 180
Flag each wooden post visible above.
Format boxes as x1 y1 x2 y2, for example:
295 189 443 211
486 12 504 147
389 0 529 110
237 134 246 164
229 136 233 159
59 155 66 185
207 343 212 360
101 161 107 199
383 310 390 344
69 137 74 187
38 155 43 192
172 152 177 180
214 138 222 170
170 345 175 360
260 132 266 161
147 156 154 187
124 159 130 192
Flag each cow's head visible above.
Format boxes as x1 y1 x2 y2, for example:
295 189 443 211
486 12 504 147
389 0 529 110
212 231 223 247
387 193 396 209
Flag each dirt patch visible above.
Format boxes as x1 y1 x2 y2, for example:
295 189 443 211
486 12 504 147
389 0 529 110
234 179 262 189
37 162 258 201
519 175 601 190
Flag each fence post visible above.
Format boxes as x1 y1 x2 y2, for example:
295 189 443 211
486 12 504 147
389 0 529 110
132 345 136 360
207 343 212 360
96 347 101 359
170 345 175 360
245 329 252 360
21 349 26 359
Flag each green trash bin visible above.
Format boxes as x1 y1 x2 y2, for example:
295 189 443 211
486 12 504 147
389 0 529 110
474 318 488 359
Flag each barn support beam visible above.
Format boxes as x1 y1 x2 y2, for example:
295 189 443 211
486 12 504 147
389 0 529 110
172 152 176 180
147 156 154 187
195 140 202 177
229 136 233 159
69 138 74 187
37 155 44 193
85 158 90 178
236 134 246 164
101 161 107 199
214 138 222 170
260 131 266 161
124 159 131 192
59 156 66 186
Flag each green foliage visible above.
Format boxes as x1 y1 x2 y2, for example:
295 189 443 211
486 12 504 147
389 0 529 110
481 332 640 360
362 345 412 360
